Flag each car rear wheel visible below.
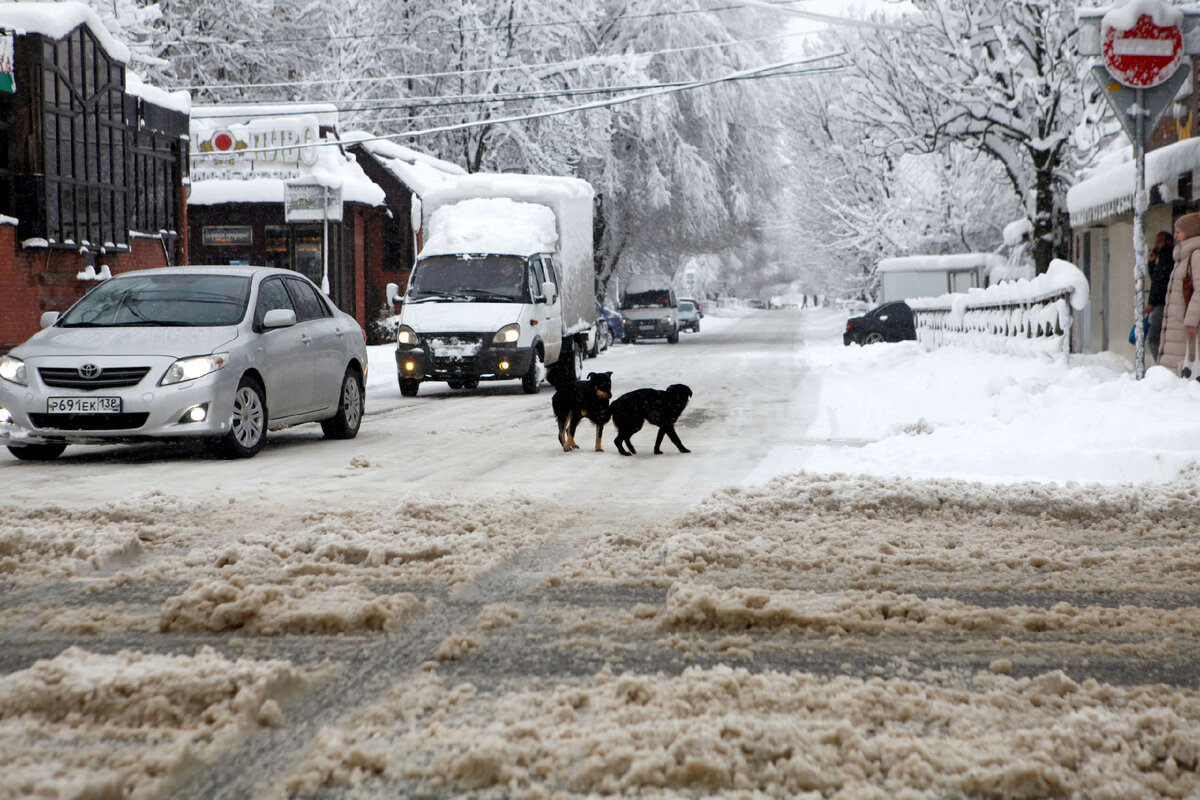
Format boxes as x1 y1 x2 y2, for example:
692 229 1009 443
863 332 885 345
214 376 267 458
321 367 364 439
7 442 67 461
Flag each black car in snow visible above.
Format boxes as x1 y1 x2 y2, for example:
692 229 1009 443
843 301 916 346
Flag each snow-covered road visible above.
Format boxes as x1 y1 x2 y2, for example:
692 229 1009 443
3 309 1200 799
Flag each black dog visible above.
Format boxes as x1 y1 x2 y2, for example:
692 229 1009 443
551 371 613 452
609 384 692 456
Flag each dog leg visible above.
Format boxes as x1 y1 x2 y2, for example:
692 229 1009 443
558 413 573 453
567 412 581 450
654 425 690 454
594 423 604 452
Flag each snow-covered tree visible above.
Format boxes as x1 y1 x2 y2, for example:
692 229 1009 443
835 0 1097 273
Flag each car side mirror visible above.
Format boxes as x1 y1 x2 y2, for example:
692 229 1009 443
262 308 297 329
385 282 402 309
40 311 60 328
541 281 558 304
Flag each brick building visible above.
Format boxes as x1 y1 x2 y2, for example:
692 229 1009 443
0 3 189 351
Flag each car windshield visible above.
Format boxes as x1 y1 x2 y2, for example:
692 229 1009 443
409 255 527 302
621 289 673 309
58 273 252 328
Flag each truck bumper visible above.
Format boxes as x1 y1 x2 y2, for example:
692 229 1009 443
396 344 535 382
626 319 676 339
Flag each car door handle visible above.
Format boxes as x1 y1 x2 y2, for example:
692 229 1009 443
300 335 312 345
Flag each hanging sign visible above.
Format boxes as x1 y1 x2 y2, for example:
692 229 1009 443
0 32 14 94
285 183 343 223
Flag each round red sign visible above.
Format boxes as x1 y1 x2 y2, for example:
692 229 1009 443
1102 13 1183 88
212 131 235 152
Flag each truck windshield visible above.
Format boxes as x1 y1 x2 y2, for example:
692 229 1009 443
621 289 673 309
410 255 528 302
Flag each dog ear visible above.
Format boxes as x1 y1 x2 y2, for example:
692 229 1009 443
588 372 596 379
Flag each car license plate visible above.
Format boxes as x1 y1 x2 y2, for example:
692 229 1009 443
47 396 122 414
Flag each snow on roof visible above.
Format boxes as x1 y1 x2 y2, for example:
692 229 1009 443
423 173 593 211
1067 137 1200 227
419 197 558 258
126 72 190 115
340 131 466 196
0 1 129 63
877 253 1007 274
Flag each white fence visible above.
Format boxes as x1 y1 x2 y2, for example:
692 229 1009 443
906 259 1090 359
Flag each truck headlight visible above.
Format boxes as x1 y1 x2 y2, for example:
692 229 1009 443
493 323 520 344
397 324 419 345
160 353 228 386
0 355 27 386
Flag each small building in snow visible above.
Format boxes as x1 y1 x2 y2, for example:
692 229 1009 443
875 253 1005 304
0 1 189 350
187 104 389 334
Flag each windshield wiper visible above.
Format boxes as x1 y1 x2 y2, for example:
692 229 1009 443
408 291 473 302
460 290 517 302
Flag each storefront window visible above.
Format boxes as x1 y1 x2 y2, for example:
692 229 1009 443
265 225 289 269
294 224 323 286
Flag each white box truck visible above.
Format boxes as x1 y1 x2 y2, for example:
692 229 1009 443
386 173 595 396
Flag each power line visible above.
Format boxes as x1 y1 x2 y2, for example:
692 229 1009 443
188 51 846 119
191 54 841 158
172 30 815 93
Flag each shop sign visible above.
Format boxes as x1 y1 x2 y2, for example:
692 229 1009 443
194 122 320 169
1 33 14 94
285 183 343 223
202 225 253 246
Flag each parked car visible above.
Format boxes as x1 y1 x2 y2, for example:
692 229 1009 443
0 265 368 461
678 299 700 332
598 303 623 345
843 300 916 346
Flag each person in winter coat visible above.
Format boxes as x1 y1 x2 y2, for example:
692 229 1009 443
1159 213 1200 376
1146 230 1173 362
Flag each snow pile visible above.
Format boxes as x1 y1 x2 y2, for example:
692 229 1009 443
286 664 1200 798
0 1 130 63
0 647 304 799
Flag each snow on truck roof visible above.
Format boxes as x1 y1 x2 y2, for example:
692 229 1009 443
877 253 1006 273
419 198 558 258
422 173 593 209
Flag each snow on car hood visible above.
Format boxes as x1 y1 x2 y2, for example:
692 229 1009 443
16 326 241 359
400 302 522 334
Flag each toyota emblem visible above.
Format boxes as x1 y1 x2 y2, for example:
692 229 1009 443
78 363 102 380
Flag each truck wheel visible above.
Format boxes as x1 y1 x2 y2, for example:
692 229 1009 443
522 351 543 394
667 328 679 344
399 378 421 397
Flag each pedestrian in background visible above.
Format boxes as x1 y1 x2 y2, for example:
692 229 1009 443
1145 230 1173 362
1160 214 1200 375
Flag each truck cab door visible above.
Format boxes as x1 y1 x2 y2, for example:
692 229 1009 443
530 255 563 362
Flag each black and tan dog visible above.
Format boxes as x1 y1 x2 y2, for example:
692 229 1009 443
609 383 692 456
552 371 613 452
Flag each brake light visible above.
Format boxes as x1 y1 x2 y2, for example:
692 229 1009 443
846 321 855 331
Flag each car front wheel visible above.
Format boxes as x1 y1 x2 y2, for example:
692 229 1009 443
321 367 364 439
215 376 267 458
7 442 67 461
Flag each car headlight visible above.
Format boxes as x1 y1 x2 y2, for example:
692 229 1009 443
493 323 520 344
0 355 27 386
397 324 419 345
160 353 229 386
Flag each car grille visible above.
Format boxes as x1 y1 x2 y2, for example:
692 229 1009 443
427 334 484 376
431 356 477 375
29 413 150 431
38 366 152 390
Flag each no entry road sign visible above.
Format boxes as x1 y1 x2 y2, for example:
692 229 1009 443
1102 11 1183 88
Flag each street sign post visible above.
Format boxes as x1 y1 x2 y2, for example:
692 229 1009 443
1079 1 1192 379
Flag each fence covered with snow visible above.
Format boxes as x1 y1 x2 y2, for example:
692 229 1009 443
906 259 1090 359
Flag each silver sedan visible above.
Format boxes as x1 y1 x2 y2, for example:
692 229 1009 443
0 266 367 460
